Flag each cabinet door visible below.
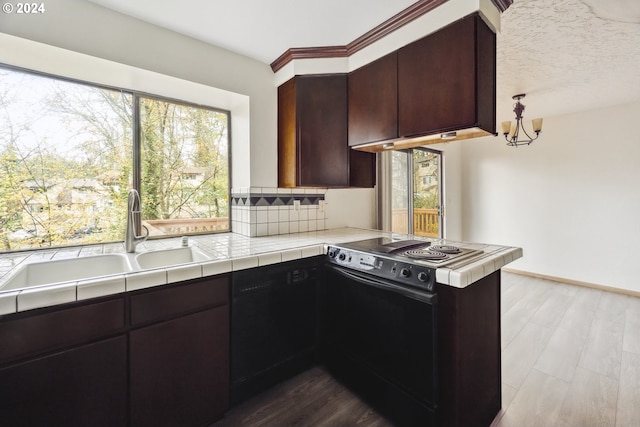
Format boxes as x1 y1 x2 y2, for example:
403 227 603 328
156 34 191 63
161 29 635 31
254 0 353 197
297 74 349 187
398 15 477 137
348 51 398 146
130 306 229 427
349 149 376 188
278 74 375 188
278 75 349 187
0 336 127 427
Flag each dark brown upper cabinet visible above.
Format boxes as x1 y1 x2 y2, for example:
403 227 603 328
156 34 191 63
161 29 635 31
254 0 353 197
348 51 398 147
348 13 496 152
278 74 375 188
398 13 496 141
278 74 349 188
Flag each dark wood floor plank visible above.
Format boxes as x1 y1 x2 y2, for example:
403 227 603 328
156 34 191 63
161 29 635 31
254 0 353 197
211 366 393 427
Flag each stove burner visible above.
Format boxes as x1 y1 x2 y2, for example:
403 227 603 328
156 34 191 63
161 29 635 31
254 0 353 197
404 249 448 260
428 245 461 254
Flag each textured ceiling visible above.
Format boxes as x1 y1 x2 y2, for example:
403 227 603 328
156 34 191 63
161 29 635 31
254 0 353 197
497 0 640 120
85 0 640 120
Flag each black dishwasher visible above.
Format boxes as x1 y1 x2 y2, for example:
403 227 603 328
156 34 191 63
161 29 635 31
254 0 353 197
230 257 320 404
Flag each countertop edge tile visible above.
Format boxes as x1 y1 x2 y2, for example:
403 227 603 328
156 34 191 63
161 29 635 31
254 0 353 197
258 252 283 266
0 291 19 315
167 264 203 283
202 259 232 276
301 245 323 257
232 256 259 271
435 268 451 285
448 271 463 288
77 275 126 301
125 269 168 292
483 258 498 277
17 282 77 312
280 249 302 262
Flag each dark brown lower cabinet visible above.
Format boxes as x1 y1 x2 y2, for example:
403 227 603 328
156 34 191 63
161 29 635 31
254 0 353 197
0 274 230 427
435 270 501 427
0 336 128 427
129 275 230 427
130 305 229 427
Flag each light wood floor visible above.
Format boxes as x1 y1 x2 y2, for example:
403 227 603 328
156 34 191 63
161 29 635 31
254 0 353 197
492 272 640 427
213 272 640 426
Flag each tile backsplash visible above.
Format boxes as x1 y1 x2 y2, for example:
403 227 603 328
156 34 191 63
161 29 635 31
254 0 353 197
231 187 327 237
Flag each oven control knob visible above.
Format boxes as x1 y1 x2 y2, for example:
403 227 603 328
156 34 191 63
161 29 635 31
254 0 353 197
400 268 411 278
338 253 347 261
417 271 430 282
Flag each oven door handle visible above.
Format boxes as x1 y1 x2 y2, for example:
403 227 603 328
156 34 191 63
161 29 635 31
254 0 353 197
325 264 437 304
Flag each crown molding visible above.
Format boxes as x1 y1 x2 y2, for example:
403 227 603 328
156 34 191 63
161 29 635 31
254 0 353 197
490 0 512 13
270 0 512 72
270 46 348 73
345 0 446 55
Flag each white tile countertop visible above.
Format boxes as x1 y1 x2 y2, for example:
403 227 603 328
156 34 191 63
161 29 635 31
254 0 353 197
0 227 522 315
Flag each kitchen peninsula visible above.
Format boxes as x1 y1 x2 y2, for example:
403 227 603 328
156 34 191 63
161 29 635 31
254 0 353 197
0 228 521 313
0 228 521 427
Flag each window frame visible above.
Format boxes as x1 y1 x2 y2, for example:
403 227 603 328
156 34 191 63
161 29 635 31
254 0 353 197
380 147 443 238
0 63 232 251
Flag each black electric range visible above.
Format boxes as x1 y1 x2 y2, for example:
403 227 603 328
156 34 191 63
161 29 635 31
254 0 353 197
326 237 483 292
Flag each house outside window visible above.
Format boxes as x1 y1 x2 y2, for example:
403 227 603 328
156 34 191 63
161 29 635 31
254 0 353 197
0 66 230 252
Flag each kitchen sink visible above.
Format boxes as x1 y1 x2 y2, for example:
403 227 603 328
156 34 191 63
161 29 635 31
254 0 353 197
1 254 134 291
134 246 211 270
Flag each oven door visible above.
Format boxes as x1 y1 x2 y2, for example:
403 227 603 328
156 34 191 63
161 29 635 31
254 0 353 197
320 264 438 425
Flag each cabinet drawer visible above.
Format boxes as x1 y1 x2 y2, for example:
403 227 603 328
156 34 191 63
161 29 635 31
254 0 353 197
0 297 125 365
131 275 229 326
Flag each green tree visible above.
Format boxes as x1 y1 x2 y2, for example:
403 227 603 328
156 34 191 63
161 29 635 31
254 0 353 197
140 98 229 223
1 67 230 251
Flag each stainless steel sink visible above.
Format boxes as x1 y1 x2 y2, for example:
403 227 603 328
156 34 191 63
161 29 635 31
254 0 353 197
134 246 211 270
1 254 134 291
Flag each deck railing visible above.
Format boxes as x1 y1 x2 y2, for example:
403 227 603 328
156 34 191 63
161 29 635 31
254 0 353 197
392 209 439 238
145 218 229 236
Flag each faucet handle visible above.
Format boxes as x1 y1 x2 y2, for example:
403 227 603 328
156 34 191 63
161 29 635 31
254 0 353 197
137 224 150 241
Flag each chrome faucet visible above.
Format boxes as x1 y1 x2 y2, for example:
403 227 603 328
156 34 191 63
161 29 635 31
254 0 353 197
125 189 149 253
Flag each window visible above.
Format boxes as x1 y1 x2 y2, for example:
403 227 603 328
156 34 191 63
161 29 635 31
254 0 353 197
389 148 442 238
139 97 229 237
0 66 230 252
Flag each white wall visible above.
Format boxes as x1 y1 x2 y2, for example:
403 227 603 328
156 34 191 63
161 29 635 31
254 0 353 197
461 101 640 292
325 188 377 230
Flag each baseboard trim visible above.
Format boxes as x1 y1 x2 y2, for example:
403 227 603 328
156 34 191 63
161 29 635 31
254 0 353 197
502 268 640 298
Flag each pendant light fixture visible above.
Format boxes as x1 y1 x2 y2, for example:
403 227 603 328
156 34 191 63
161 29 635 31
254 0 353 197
501 94 543 147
